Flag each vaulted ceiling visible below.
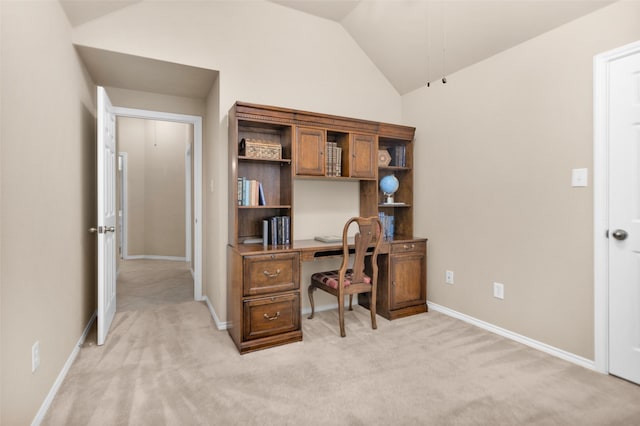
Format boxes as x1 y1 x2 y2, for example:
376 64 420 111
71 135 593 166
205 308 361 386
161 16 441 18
60 0 614 96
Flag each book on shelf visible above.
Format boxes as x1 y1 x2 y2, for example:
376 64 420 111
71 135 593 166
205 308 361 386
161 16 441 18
237 177 244 205
237 177 266 206
388 146 406 167
283 216 290 245
264 215 291 245
262 220 268 246
251 180 259 206
378 212 394 240
242 178 249 206
325 142 342 177
258 182 266 206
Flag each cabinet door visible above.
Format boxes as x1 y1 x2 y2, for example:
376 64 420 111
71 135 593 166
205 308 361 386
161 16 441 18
389 251 425 309
295 126 325 176
350 133 376 179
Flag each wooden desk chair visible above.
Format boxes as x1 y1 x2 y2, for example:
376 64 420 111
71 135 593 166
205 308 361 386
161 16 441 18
308 216 383 337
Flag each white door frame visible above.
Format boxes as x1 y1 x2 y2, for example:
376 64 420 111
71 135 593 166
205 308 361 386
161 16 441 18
118 152 129 260
593 39 640 374
113 106 203 301
185 143 192 263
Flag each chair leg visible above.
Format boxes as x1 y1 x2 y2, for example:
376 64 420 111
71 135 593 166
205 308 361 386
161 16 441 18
370 289 377 330
348 294 353 311
338 293 346 337
308 284 317 320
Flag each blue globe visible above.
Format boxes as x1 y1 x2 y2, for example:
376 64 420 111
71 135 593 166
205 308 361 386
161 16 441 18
380 175 399 195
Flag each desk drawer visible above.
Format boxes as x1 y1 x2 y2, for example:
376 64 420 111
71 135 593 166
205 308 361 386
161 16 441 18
243 252 300 296
391 241 426 254
243 293 300 340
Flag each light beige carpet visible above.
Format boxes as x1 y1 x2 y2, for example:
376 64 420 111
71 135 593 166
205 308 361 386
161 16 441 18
42 260 640 425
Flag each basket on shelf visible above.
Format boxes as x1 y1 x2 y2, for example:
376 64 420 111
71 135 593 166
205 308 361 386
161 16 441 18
239 138 282 160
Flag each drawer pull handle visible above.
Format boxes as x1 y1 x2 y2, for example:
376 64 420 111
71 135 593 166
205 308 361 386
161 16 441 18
263 311 281 321
263 269 281 278
402 244 416 250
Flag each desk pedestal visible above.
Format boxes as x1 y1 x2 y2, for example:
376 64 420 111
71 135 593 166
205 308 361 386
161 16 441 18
359 239 427 320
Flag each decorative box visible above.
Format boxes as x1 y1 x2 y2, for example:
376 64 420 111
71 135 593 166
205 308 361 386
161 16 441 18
239 138 282 160
378 149 392 167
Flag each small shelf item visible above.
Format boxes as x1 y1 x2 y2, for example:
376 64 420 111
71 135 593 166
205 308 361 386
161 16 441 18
314 235 342 243
379 174 400 204
239 138 282 160
378 149 392 167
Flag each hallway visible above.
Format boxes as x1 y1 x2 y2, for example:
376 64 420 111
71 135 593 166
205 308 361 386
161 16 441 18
117 259 194 312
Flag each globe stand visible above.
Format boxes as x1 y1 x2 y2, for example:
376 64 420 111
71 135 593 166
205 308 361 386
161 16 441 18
384 193 395 204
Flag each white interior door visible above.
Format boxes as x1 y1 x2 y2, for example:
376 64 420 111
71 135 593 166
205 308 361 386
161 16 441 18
97 86 117 345
608 50 640 385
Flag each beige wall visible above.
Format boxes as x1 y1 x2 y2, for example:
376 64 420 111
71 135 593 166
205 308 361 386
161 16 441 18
70 0 404 322
118 117 189 258
118 117 146 255
0 1 96 423
105 86 206 117
402 0 640 359
4 1 633 421
0 3 4 421
204 75 220 316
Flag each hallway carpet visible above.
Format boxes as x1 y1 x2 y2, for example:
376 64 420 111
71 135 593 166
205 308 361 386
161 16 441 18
42 261 640 425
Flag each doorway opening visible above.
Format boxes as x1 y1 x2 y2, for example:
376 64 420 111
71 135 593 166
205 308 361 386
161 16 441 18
116 116 197 309
113 107 203 302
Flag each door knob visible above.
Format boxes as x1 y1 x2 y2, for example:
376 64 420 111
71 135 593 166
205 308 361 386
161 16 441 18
612 229 628 240
88 226 115 234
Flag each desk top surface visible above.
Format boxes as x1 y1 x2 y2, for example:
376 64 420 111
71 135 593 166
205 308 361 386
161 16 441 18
231 235 427 261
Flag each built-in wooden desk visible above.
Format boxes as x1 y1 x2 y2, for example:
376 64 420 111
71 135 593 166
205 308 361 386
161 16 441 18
227 236 427 354
227 101 425 353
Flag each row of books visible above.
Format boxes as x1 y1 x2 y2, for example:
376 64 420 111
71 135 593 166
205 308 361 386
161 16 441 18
378 212 394 240
326 142 342 177
263 216 290 246
387 146 407 167
237 177 266 206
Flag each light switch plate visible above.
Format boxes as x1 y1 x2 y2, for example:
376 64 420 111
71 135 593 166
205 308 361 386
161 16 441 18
571 168 588 187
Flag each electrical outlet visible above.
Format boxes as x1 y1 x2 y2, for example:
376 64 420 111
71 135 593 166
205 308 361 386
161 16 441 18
32 341 40 373
445 270 454 285
493 282 504 300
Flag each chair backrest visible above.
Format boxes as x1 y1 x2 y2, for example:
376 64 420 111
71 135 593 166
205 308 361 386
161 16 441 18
340 216 383 284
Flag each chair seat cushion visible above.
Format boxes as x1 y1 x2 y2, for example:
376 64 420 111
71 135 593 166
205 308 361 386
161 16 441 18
311 269 371 289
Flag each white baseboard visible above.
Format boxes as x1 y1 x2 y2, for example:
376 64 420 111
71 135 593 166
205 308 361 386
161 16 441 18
203 296 229 330
125 255 187 262
301 300 350 316
31 311 97 426
427 301 596 371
